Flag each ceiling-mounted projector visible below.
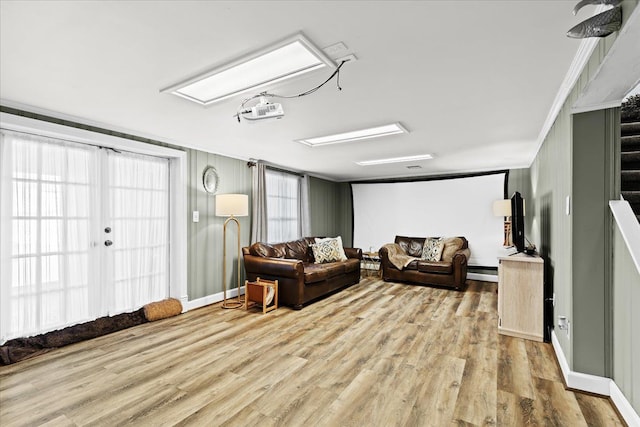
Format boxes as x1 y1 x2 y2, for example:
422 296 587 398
239 97 284 122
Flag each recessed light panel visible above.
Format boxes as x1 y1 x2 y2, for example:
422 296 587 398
163 33 335 105
356 154 433 166
296 123 408 147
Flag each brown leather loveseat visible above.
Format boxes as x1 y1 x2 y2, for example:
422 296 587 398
242 237 362 309
379 236 470 290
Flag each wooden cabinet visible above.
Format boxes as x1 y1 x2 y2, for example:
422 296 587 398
498 254 544 342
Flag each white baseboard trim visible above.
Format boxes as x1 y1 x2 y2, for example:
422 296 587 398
178 295 189 312
551 330 640 426
551 329 572 384
610 380 640 427
551 330 610 395
467 273 498 282
182 287 245 312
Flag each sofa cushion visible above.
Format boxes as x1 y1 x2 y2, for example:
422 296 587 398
441 237 465 262
395 236 426 257
403 260 419 270
304 262 346 283
343 258 361 274
421 237 444 261
417 260 453 274
285 238 314 261
312 236 348 263
249 242 285 258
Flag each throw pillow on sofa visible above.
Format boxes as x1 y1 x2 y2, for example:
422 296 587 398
441 237 464 262
312 236 348 263
422 237 444 261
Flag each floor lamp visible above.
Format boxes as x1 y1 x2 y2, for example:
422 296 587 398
216 194 249 309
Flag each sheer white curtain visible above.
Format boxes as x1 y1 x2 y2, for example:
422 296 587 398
265 169 300 243
0 131 99 342
0 130 170 343
108 151 169 313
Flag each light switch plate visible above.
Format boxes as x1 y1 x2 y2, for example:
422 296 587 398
565 196 571 216
192 211 199 222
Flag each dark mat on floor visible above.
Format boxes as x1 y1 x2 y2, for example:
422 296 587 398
0 308 147 365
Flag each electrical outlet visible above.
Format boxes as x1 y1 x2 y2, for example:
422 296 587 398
558 315 570 338
192 211 199 222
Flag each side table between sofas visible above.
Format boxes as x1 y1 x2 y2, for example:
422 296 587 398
361 251 381 278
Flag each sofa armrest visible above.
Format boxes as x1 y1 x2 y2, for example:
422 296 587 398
452 248 470 266
378 246 389 263
452 248 470 287
242 255 304 279
344 247 362 260
378 245 397 273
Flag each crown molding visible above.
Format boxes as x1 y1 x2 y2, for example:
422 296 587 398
529 5 607 166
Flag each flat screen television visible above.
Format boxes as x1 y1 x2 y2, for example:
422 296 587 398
511 191 525 253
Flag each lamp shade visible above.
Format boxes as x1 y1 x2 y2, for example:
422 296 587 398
492 200 512 217
215 194 248 217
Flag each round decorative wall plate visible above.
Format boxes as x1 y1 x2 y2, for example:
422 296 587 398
202 166 219 194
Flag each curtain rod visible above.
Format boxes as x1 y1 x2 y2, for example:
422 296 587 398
247 160 304 177
1 127 124 153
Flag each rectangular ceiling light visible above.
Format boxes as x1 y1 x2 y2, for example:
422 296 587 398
162 33 335 105
296 123 408 147
356 154 433 166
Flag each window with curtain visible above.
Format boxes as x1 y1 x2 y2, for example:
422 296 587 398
265 169 300 243
0 133 98 339
107 151 169 313
0 130 169 342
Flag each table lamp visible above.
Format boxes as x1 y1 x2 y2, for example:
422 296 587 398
493 199 512 247
216 194 249 309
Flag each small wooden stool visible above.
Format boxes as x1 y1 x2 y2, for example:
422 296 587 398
244 278 278 314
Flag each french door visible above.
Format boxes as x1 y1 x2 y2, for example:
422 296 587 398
0 130 170 342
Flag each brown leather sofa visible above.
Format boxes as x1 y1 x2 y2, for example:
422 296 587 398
379 236 470 290
242 237 362 309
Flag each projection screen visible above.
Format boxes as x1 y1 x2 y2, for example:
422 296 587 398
351 172 506 267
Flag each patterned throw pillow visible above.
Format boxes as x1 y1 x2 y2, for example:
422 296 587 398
422 237 444 261
312 236 348 263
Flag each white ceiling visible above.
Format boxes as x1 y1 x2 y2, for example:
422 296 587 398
0 1 618 181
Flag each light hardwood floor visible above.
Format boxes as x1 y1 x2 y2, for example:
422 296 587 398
0 279 624 426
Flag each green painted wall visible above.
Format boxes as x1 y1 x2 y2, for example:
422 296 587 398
571 110 617 376
309 176 353 246
529 0 638 374
530 97 573 362
187 152 251 300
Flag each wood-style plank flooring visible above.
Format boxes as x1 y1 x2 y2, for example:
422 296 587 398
0 279 624 426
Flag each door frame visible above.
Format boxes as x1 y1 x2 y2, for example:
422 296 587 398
0 112 188 307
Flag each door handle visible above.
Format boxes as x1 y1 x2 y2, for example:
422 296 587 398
104 240 113 247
